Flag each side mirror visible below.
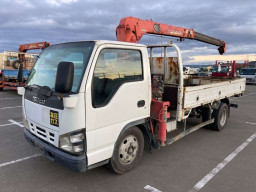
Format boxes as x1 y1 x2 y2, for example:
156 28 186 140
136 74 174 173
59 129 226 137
55 61 74 93
17 63 23 83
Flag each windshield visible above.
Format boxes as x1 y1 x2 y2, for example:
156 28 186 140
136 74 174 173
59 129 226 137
199 68 209 72
212 66 229 73
27 41 95 93
7 56 17 61
240 68 256 75
211 67 218 73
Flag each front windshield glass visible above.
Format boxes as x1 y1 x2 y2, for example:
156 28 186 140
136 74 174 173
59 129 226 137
220 66 229 73
27 41 95 93
199 68 208 72
212 67 218 73
211 66 229 73
240 68 256 75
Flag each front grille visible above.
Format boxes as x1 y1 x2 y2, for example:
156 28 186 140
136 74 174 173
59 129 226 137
29 121 56 145
36 126 46 138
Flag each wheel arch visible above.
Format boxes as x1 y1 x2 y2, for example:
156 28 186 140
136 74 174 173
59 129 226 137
221 98 230 105
221 98 230 117
117 118 152 153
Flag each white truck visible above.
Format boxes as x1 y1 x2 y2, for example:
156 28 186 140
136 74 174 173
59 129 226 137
183 67 199 75
240 68 256 84
18 40 245 174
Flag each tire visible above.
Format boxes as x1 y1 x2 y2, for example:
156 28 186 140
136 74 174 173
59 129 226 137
12 60 20 69
107 126 144 174
211 103 229 131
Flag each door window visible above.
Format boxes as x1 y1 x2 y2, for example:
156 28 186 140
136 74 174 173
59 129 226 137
92 48 143 107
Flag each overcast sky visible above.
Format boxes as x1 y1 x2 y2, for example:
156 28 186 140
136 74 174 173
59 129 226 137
0 0 256 64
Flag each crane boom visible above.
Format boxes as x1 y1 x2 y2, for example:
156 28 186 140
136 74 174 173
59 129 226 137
18 41 50 52
116 17 226 54
18 41 50 63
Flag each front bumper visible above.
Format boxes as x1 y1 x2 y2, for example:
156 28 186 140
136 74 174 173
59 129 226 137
24 129 87 172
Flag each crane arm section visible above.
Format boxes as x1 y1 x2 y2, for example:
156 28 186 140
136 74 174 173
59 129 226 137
18 42 50 52
18 41 50 63
116 17 226 54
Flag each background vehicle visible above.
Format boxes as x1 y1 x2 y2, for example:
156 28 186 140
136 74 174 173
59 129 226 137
249 61 256 68
0 51 37 90
198 66 212 76
240 68 256 84
212 60 249 77
183 67 199 75
211 65 231 77
0 42 50 91
20 17 245 174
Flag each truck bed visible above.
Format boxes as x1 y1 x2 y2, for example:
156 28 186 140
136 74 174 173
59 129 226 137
163 76 246 120
150 56 246 120
183 76 245 109
2 69 30 80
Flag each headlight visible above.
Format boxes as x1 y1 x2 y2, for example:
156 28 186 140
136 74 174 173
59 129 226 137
59 129 86 154
73 143 84 153
59 137 72 152
70 133 84 143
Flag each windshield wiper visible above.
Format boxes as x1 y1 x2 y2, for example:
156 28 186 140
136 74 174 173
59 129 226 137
25 84 41 91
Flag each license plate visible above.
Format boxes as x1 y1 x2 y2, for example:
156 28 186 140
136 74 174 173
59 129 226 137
50 110 59 127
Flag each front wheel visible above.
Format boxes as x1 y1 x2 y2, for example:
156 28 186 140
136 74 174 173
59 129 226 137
107 127 144 174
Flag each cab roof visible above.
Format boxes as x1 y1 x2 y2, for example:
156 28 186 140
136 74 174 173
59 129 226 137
94 40 146 47
50 40 146 48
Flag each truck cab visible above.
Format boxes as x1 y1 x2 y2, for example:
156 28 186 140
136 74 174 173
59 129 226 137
183 67 190 75
198 66 212 76
240 68 256 84
211 65 231 77
22 40 151 172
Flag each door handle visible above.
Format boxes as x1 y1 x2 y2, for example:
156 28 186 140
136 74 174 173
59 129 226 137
137 100 145 108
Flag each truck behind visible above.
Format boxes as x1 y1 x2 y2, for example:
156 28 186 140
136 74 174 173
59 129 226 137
240 68 256 84
0 42 50 91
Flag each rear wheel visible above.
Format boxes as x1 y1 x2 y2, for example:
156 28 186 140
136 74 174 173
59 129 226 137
107 126 144 174
212 103 229 131
202 102 229 131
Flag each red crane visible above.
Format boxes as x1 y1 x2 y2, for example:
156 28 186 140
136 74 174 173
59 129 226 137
18 41 50 52
18 41 50 63
116 17 226 55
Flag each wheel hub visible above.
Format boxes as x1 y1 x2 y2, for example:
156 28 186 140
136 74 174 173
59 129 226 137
119 135 138 164
127 146 134 155
220 107 227 127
